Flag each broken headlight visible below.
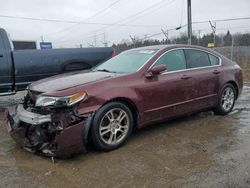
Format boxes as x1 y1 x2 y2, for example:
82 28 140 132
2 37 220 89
35 91 87 107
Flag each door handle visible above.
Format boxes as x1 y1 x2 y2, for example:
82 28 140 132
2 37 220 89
181 75 192 80
213 70 220 74
0 54 3 58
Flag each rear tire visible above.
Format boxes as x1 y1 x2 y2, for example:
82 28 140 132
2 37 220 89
214 83 236 115
91 102 133 151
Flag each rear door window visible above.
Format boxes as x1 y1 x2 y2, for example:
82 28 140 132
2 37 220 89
185 49 211 68
154 49 187 72
209 54 220 66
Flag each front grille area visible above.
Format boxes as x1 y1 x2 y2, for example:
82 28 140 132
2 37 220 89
24 90 52 115
27 90 42 104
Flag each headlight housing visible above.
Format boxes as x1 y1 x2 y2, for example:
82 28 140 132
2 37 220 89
35 91 87 107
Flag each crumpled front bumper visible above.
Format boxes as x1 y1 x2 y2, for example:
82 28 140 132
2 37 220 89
4 104 88 158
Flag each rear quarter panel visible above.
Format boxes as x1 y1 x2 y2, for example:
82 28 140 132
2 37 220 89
219 57 243 97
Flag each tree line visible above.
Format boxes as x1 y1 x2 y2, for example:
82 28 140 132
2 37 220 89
112 31 250 54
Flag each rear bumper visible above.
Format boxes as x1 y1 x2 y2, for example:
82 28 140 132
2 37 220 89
5 104 87 158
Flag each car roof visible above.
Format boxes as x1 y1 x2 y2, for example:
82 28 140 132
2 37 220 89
129 45 172 51
126 44 221 57
128 44 209 51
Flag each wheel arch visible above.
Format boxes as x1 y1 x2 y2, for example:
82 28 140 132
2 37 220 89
214 80 238 115
84 97 140 145
103 97 139 128
226 80 239 99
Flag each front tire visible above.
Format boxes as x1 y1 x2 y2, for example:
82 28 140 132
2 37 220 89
214 83 236 115
91 102 133 151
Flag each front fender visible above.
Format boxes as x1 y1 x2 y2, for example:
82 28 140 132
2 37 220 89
76 87 141 116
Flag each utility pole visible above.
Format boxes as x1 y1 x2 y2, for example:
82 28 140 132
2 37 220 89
100 32 108 47
103 32 107 47
161 29 169 44
209 21 216 47
187 0 192 45
93 35 97 47
230 35 234 60
198 30 201 45
40 35 44 42
161 27 182 44
129 35 136 48
87 43 94 47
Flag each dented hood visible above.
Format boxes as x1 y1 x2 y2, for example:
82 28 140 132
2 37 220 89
29 70 119 93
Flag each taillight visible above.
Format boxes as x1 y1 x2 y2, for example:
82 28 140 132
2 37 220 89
111 50 116 57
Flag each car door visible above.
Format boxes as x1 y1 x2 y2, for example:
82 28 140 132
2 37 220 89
141 49 196 123
184 49 221 110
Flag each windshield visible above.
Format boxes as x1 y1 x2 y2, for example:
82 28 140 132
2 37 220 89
94 49 157 73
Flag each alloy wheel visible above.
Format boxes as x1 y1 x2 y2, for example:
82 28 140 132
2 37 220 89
221 87 235 112
99 108 129 145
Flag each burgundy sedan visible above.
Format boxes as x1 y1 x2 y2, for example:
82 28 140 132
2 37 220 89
5 45 243 157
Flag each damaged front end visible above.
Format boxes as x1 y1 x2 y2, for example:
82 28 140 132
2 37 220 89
5 91 92 158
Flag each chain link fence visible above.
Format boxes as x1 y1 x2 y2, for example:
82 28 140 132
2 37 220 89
215 46 250 81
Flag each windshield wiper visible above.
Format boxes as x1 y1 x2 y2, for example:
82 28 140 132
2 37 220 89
96 69 116 73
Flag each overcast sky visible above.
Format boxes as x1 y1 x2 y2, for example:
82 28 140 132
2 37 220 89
0 0 249 48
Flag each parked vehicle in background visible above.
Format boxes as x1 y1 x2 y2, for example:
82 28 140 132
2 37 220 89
4 44 243 157
0 28 115 95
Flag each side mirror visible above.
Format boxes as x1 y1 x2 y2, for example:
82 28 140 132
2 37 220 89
145 64 166 78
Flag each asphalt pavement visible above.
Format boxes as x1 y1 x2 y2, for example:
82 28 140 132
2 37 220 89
0 85 250 188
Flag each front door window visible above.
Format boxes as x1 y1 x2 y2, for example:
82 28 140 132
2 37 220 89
154 49 187 72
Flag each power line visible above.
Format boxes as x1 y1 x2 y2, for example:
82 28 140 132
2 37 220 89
102 0 173 27
54 0 176 44
0 14 163 28
193 16 250 24
141 16 250 40
102 0 177 32
194 25 250 32
54 0 173 43
83 0 122 21
54 14 250 46
45 0 124 37
141 26 180 40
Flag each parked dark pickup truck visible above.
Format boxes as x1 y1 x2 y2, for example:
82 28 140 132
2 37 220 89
0 28 115 95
